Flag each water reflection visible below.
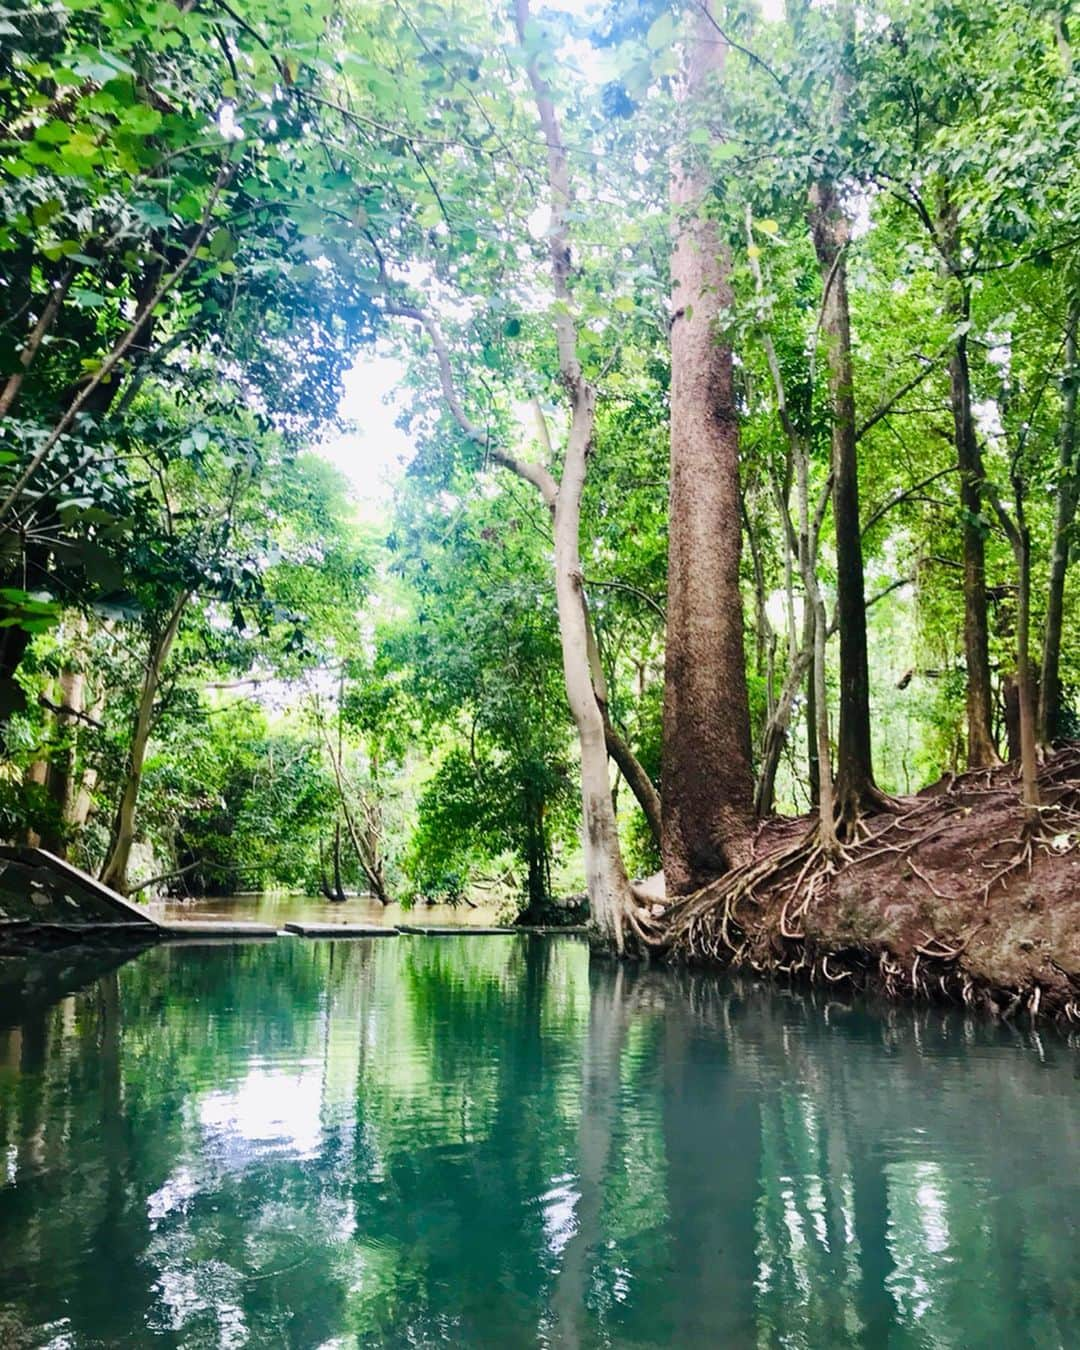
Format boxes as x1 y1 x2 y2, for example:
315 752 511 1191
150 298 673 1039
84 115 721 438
0 938 1077 1347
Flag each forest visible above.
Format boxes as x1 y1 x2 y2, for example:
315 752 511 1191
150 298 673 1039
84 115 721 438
2 0 1079 1008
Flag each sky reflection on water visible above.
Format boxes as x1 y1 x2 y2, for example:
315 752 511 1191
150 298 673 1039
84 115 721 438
0 935 1077 1348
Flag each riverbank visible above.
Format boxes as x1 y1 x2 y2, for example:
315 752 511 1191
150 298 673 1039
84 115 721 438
662 746 1080 1026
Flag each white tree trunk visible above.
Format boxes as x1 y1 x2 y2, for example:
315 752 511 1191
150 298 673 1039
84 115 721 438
554 392 632 951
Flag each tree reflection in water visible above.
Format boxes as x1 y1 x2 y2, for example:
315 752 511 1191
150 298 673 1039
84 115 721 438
0 937 1076 1347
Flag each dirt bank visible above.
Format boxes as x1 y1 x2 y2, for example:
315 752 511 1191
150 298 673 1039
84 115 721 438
662 746 1080 1025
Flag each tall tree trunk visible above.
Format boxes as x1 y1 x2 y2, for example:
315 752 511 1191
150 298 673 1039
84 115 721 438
1038 295 1080 745
936 197 999 766
40 665 85 858
318 835 335 901
950 295 1001 767
1014 524 1040 818
332 819 347 901
100 592 188 894
809 177 879 821
806 662 821 806
515 0 635 949
555 398 634 948
663 1 755 895
982 461 1040 820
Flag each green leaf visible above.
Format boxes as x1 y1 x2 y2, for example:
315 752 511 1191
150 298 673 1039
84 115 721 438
122 104 163 135
34 122 72 146
209 228 236 260
646 11 675 50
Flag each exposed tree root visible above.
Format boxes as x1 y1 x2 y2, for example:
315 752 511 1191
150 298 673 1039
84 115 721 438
649 746 1080 1025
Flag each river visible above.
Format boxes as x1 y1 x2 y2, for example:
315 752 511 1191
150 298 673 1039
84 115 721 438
0 923 1077 1346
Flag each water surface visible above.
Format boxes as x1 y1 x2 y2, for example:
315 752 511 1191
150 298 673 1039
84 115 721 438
0 935 1077 1347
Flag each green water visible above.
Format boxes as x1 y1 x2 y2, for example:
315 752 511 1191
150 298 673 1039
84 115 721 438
0 937 1076 1348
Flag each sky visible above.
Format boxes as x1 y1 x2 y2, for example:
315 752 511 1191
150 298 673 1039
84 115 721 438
316 353 413 522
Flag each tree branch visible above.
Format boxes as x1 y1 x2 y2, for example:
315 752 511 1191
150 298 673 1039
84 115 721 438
861 463 957 535
855 347 949 442
383 300 559 507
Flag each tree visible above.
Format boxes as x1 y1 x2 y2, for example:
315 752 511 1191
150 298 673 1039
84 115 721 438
662 0 755 895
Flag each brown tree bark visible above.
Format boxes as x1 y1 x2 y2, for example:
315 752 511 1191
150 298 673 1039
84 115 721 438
809 177 880 822
1038 295 1080 745
100 591 189 893
663 1 755 895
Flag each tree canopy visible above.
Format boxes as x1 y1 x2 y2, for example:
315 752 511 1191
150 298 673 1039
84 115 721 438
3 0 1080 938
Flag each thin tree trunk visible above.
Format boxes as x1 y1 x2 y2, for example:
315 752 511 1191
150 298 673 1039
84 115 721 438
934 196 1000 767
41 665 85 858
582 592 663 849
0 265 75 419
950 298 1001 767
318 835 335 901
515 0 634 949
755 646 812 818
319 719 389 903
100 592 189 893
1038 295 1080 745
603 717 662 848
981 462 1040 820
663 0 755 895
556 399 634 949
332 819 347 901
806 661 821 806
811 590 840 853
809 176 879 821
1015 526 1040 818
387 1 639 947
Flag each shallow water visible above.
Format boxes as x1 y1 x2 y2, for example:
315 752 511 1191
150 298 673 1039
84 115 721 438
0 934 1076 1348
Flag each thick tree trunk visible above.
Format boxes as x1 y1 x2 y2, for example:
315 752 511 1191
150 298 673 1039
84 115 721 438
100 592 188 894
1038 297 1080 745
809 178 879 820
663 3 755 895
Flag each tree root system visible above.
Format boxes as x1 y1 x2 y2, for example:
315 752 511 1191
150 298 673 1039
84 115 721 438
653 745 1080 1026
